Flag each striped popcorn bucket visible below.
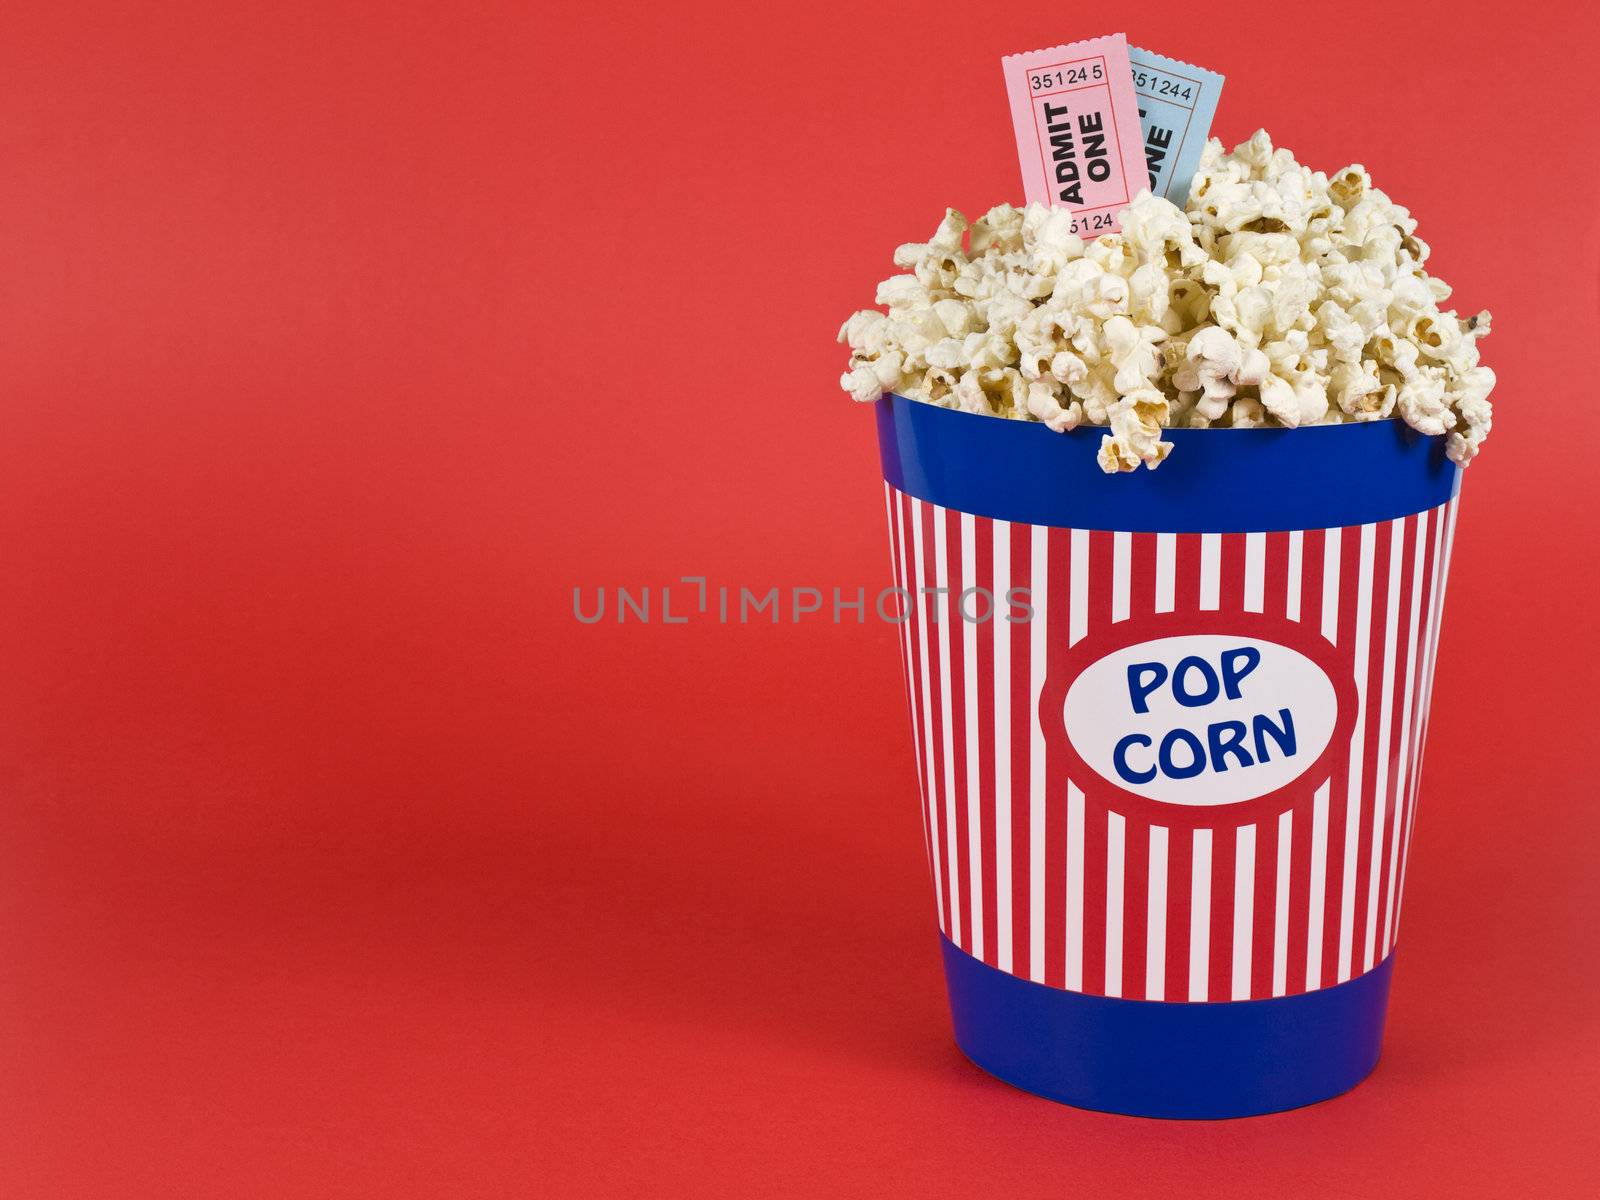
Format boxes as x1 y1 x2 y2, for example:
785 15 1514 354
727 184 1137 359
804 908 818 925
876 394 1461 1118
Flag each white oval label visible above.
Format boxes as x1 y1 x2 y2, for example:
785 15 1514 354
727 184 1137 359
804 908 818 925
1061 634 1339 808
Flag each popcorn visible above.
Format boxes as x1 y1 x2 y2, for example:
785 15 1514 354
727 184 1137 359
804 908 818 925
837 130 1496 471
1027 380 1083 432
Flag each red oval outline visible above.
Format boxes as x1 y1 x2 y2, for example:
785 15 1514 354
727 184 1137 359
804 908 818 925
1038 610 1359 831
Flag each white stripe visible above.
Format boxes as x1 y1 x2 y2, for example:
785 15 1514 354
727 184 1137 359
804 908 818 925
1065 783 1085 991
1286 530 1303 621
1273 809 1292 997
1362 518 1405 971
1112 531 1131 622
1155 533 1176 613
934 505 961 948
1243 532 1266 613
1232 824 1255 1000
961 512 983 961
1070 529 1089 645
1304 526 1340 991
1105 811 1125 997
1338 522 1377 983
1321 526 1342 644
1028 522 1048 981
1146 827 1168 1000
1199 533 1221 610
1189 830 1212 1002
1306 779 1330 991
1382 511 1428 954
993 520 1013 973
910 500 944 933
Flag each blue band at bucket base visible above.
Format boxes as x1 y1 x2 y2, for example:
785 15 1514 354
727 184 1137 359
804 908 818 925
941 935 1391 1119
877 394 1459 533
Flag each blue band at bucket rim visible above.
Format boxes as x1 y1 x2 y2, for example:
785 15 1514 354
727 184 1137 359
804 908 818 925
940 935 1391 1118
876 395 1460 533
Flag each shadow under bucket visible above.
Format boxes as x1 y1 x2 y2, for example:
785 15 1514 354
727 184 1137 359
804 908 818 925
874 394 1461 1118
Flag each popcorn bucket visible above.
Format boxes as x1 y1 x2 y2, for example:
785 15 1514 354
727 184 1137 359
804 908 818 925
875 394 1461 1118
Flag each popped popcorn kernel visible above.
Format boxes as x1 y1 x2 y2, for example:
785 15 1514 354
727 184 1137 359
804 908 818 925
836 132 1495 471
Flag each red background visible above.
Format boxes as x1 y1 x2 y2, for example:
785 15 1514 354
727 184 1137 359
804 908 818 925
2 2 1597 1196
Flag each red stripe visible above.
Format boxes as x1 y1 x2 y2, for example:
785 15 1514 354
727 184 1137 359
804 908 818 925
1265 529 1292 616
1121 821 1149 998
1250 813 1278 998
1348 520 1393 979
1219 530 1247 604
1256 815 1280 995
917 500 953 939
1319 525 1361 989
1165 828 1194 1001
1081 804 1106 994
1372 515 1418 963
944 510 972 954
973 518 999 966
1010 521 1032 976
1206 824 1235 1001
1044 525 1071 988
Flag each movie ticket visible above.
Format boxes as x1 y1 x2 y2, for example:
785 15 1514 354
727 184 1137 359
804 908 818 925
1129 46 1225 207
1000 34 1148 236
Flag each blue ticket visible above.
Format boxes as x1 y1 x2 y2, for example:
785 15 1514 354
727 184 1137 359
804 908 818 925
1127 47 1224 207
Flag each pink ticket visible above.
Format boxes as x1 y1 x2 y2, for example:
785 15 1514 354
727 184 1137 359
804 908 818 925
1001 34 1148 236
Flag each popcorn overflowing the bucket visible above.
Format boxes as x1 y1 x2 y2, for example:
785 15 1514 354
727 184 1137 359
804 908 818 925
838 131 1495 472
